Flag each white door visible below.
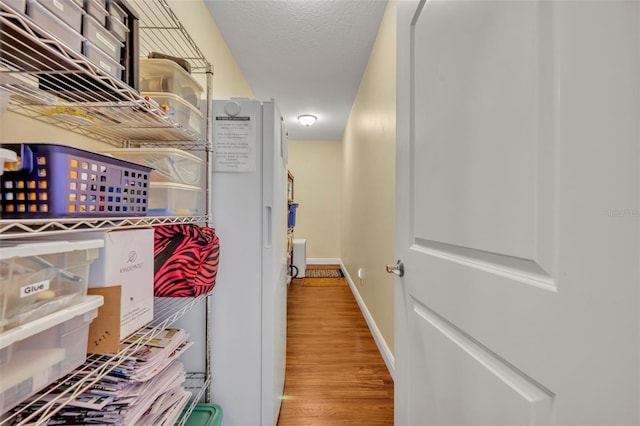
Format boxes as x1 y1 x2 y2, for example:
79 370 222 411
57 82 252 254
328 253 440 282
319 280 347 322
395 1 640 425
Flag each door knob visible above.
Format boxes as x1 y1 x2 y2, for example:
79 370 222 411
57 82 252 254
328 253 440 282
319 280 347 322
386 260 405 277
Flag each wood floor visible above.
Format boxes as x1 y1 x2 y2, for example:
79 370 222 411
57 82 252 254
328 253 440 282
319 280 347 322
277 266 394 425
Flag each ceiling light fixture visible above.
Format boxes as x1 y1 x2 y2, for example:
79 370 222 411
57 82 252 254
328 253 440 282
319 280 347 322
297 114 317 126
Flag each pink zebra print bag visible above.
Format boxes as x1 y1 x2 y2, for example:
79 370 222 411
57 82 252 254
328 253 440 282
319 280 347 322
153 224 220 297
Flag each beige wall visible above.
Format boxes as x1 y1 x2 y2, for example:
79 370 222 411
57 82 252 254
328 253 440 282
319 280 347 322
288 140 342 259
0 103 112 149
341 1 396 354
169 0 254 101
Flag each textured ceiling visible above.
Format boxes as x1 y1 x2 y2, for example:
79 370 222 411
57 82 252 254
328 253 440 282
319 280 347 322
204 0 388 141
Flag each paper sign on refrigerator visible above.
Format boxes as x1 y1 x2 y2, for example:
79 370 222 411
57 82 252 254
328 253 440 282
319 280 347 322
212 114 257 172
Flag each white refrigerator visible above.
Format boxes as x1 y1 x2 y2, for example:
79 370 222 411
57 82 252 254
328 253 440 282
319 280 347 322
209 98 289 426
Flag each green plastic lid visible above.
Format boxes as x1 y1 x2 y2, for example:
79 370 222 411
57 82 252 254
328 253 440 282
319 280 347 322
183 403 223 426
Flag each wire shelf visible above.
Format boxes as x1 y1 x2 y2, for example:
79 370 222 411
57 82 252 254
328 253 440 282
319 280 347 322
0 0 214 422
0 215 210 239
175 373 211 426
129 0 211 75
0 294 212 426
0 1 212 147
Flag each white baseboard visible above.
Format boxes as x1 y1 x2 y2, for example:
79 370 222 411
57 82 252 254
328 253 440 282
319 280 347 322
307 258 341 265
339 260 395 379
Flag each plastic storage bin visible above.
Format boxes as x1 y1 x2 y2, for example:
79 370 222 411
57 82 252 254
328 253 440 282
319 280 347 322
82 14 122 61
107 13 128 42
100 148 204 185
83 40 124 79
140 59 203 108
30 0 84 32
26 0 84 53
288 203 299 228
148 182 201 216
141 92 203 138
0 238 103 332
106 0 125 24
0 143 151 218
2 0 26 14
0 295 103 414
84 0 107 25
183 403 223 426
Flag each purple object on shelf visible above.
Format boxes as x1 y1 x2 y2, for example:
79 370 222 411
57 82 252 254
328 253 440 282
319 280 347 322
288 203 298 228
0 143 151 218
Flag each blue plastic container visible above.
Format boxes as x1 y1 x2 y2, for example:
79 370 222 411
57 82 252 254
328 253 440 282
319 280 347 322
0 144 151 218
288 202 299 228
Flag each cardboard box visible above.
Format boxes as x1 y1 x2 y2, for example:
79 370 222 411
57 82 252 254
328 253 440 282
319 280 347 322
83 228 154 352
87 285 121 353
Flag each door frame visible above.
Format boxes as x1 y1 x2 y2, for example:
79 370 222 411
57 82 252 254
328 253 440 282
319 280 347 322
394 1 421 424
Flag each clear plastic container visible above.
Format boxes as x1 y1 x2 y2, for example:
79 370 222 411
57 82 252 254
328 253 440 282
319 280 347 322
83 40 124 79
106 0 125 24
107 14 128 42
84 0 107 24
82 13 122 61
140 58 203 107
141 92 203 138
3 0 27 14
26 0 84 53
100 147 204 185
0 238 103 332
32 0 84 31
0 295 103 414
148 182 202 216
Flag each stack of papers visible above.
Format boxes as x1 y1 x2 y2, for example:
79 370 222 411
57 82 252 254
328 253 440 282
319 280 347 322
13 328 194 425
